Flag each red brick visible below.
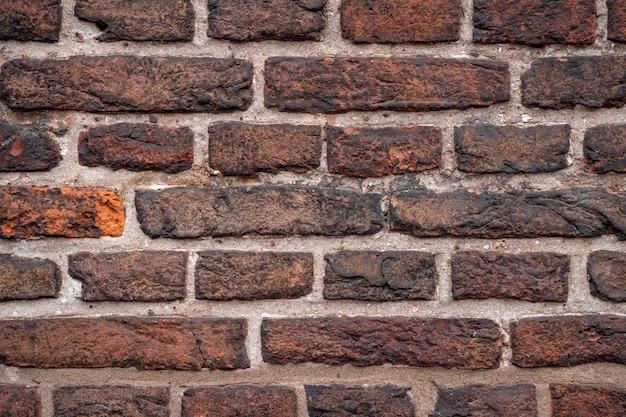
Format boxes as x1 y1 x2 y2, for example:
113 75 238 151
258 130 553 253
430 384 537 417
608 0 626 42
584 125 626 173
587 251 626 302
0 123 61 172
265 57 509 113
0 385 40 417
0 254 61 301
262 317 502 369
53 386 169 417
182 386 298 417
327 125 441 177
306 385 414 417
0 0 61 42
551 384 626 417
510 315 626 367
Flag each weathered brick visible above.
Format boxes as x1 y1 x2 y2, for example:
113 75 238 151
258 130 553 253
341 0 461 43
75 0 194 42
208 0 326 41
551 384 626 417
262 317 502 369
522 56 626 109
265 57 510 113
53 386 169 417
324 251 437 301
327 126 441 177
588 251 626 302
0 56 252 112
608 0 626 42
510 315 626 367
0 254 61 301
0 186 124 239
182 386 298 417
451 252 569 302
78 123 193 173
584 125 626 173
195 251 313 300
68 251 188 302
390 188 626 240
0 0 61 42
0 123 61 172
454 124 570 173
430 384 537 417
208 122 321 175
136 186 383 238
306 385 414 417
0 317 248 370
473 0 595 45
0 385 41 417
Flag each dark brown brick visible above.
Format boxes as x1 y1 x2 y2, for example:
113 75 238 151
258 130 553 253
341 0 461 43
53 386 169 417
135 186 383 238
390 187 626 240
208 122 321 176
208 0 325 41
265 57 510 113
588 251 626 302
0 0 61 42
306 385 414 417
0 317 248 370
584 125 626 173
451 252 569 302
430 384 537 417
68 251 188 302
324 251 437 301
195 251 313 300
0 254 61 301
182 386 298 417
0 123 61 172
455 124 570 173
0 56 252 112
327 126 441 177
78 123 193 173
473 0 595 45
75 0 194 42
551 384 626 417
0 385 40 417
262 317 502 369
0 186 124 239
608 0 626 42
510 315 626 367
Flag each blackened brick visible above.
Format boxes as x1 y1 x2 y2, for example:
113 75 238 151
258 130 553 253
430 384 537 417
53 386 169 417
0 0 61 42
306 385 414 417
588 251 626 302
584 125 626 173
182 386 298 417
0 254 61 301
0 123 61 172
608 0 626 42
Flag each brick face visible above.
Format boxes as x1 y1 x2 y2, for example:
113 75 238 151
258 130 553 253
0 123 61 172
0 386 41 417
584 125 626 173
608 0 626 42
430 384 537 417
0 0 62 42
587 251 626 302
550 384 626 417
306 385 414 417
182 386 298 417
0 254 61 301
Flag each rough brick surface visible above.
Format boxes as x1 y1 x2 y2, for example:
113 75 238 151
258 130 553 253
454 124 570 173
341 0 461 43
182 386 298 417
0 385 41 417
451 252 569 302
324 251 437 301
608 0 626 42
551 384 626 417
0 56 252 112
53 386 169 417
587 251 626 302
0 186 124 239
584 125 626 173
208 122 321 175
78 123 193 173
0 0 62 42
265 57 510 113
262 317 502 369
430 384 537 417
510 315 626 367
136 186 383 238
306 385 414 417
0 254 60 301
327 126 441 177
0 123 61 172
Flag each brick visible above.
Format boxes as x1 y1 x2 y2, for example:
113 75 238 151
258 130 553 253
53 386 169 417
75 0 194 42
608 0 626 42
551 384 626 417
522 56 626 109
454 124 570 173
324 251 437 301
0 56 252 112
262 317 502 369
265 57 510 113
587 251 626 302
208 0 325 41
136 186 383 238
208 122 321 176
0 254 61 301
327 125 441 177
0 0 61 42
451 252 569 302
473 0 595 45
195 251 313 300
306 385 414 417
68 251 188 302
182 386 298 417
0 317 248 370
430 384 537 417
510 315 626 367
0 186 124 239
78 123 193 173
341 0 461 43
0 385 41 417
390 187 626 240
0 123 61 172
584 125 626 173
